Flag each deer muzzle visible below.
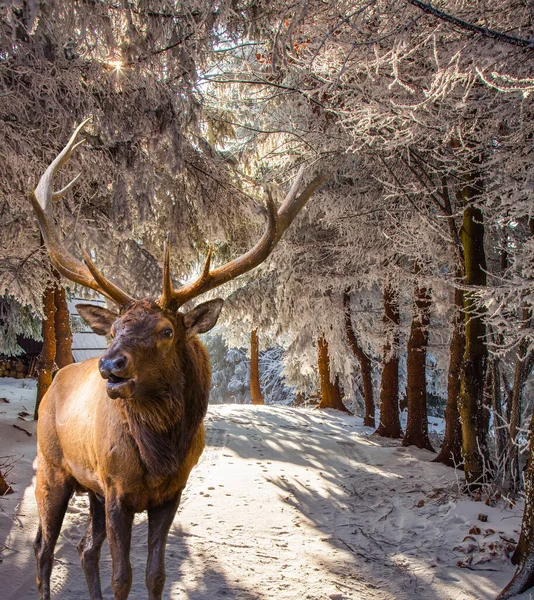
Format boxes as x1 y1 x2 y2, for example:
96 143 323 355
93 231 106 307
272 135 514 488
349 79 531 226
98 353 137 399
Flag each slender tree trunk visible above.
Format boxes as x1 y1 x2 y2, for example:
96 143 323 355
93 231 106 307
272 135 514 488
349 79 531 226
488 239 510 485
376 283 402 438
489 354 507 483
53 282 73 369
434 287 465 467
318 335 350 413
343 291 375 427
250 329 264 405
504 304 534 494
403 280 434 451
458 203 490 488
497 409 534 598
34 286 56 420
506 355 523 494
480 361 493 443
505 217 534 562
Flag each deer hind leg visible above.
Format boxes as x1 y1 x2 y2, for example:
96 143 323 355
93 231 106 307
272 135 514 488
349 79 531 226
77 491 107 600
34 467 73 600
146 493 182 600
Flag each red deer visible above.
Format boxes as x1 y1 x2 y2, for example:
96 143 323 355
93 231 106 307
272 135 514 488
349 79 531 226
31 120 327 600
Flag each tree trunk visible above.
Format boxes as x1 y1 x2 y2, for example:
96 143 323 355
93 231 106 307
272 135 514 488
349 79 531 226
434 287 465 467
403 281 434 451
505 218 534 563
53 282 73 369
481 363 493 443
458 203 490 488
507 349 525 494
489 354 508 484
504 303 534 494
34 286 57 420
343 291 375 427
250 329 264 405
318 335 350 413
376 282 403 438
489 238 511 487
497 409 534 598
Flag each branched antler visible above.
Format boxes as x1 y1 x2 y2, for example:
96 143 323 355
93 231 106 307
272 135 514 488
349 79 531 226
31 119 135 307
158 169 328 309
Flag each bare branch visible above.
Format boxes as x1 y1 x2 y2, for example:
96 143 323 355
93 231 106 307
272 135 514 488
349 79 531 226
406 0 534 49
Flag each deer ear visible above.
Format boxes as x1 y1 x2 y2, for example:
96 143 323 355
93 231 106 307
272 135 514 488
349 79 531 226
76 304 118 336
183 298 224 338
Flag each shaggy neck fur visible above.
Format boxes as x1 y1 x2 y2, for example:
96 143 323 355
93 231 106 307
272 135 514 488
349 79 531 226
117 338 210 481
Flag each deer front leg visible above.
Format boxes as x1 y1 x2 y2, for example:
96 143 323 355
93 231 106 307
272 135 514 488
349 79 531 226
78 491 107 599
146 493 182 600
106 494 134 600
34 467 73 600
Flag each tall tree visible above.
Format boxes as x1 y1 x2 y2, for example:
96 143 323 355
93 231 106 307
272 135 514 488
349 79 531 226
53 280 73 370
34 286 56 419
434 287 465 467
376 282 402 438
344 291 375 427
318 335 350 413
504 304 534 493
250 329 264 405
458 194 491 487
403 277 434 451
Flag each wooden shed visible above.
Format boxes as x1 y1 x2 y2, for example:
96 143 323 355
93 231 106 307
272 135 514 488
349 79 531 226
69 298 108 362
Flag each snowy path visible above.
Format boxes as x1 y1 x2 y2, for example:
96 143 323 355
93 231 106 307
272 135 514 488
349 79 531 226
0 379 527 599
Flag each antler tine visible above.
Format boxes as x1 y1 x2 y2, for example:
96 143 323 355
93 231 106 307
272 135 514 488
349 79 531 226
31 119 136 307
34 118 91 212
157 243 214 310
81 250 135 308
200 246 213 279
52 172 82 201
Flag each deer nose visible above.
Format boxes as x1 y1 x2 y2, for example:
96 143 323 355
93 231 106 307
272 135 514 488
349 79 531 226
99 354 129 379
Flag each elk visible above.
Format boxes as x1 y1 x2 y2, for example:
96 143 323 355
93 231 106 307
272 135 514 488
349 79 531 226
31 120 326 600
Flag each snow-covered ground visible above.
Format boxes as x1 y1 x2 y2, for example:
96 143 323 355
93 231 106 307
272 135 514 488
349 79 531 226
0 377 528 599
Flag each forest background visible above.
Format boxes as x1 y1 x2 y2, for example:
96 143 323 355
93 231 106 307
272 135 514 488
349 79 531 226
2 1 534 597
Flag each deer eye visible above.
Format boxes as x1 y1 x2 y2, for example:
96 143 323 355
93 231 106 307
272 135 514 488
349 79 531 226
162 328 174 339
